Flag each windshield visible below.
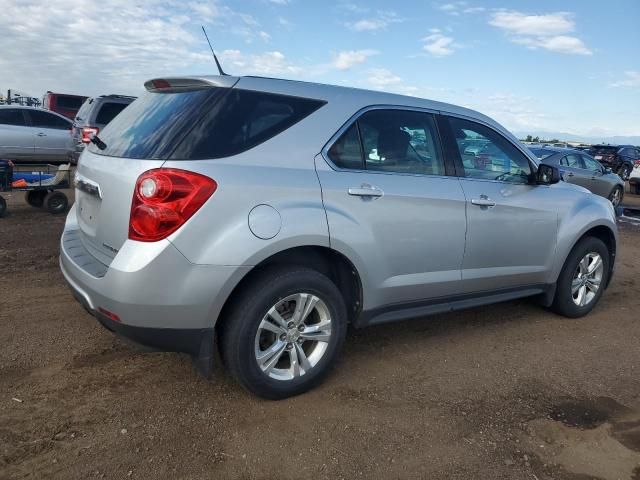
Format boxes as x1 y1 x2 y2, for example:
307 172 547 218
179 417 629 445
529 148 555 160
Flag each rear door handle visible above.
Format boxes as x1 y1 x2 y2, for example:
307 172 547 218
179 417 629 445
348 185 383 198
471 197 496 207
566 172 574 177
36 132 47 137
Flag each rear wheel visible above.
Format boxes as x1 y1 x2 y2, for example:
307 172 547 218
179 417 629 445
0 196 6 218
551 237 609 318
25 190 47 208
221 266 347 399
44 191 68 214
608 185 623 208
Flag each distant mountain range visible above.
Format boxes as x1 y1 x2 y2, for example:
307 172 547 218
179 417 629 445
513 131 640 146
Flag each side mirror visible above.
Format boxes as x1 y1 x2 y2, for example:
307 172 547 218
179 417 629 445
537 163 561 185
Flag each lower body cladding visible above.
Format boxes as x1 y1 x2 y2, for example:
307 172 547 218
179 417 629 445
59 225 250 375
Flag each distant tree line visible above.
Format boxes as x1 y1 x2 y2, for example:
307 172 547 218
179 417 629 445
522 135 561 144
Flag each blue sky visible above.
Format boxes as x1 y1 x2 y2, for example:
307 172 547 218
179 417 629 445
1 0 639 138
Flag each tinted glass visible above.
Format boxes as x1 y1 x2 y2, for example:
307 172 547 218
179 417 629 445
564 154 585 169
28 110 71 129
56 96 84 110
171 89 325 160
328 124 363 169
95 102 131 125
0 109 26 126
93 88 325 160
448 117 531 183
357 109 445 175
589 145 618 155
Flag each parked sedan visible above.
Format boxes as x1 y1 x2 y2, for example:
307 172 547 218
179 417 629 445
530 147 624 207
0 106 74 164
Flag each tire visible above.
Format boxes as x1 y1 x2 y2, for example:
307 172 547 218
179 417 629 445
618 164 632 181
220 266 347 399
608 185 623 208
25 190 47 208
0 196 6 218
551 237 610 318
44 191 68 214
633 183 640 195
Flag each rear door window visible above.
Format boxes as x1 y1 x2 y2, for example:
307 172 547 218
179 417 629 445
27 110 71 130
564 154 585 169
0 109 26 126
95 102 131 125
91 88 325 160
327 109 445 176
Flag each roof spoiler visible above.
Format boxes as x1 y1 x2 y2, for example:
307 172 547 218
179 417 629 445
144 76 239 92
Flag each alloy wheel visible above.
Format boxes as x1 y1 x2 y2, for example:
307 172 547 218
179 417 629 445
571 252 603 307
254 293 332 381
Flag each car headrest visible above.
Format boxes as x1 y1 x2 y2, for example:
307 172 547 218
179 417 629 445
378 128 410 163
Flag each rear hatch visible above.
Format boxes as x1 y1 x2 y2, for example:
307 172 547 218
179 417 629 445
73 76 238 264
589 145 618 166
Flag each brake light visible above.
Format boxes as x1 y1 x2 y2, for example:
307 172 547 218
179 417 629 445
81 127 99 144
129 168 217 242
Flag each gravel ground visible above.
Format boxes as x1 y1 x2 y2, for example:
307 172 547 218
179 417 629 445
1 187 639 480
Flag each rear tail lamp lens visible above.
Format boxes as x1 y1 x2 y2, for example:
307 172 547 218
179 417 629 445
129 168 217 242
81 127 99 144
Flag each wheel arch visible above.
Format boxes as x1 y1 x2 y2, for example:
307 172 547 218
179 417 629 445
561 224 617 288
215 245 363 334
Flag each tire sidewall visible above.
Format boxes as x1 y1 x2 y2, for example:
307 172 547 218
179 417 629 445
225 268 347 399
554 237 609 318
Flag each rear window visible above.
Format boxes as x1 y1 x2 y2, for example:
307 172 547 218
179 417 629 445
95 102 131 125
56 96 85 110
90 88 325 160
589 146 618 155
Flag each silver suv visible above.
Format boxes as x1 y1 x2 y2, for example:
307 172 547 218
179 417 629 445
60 76 618 399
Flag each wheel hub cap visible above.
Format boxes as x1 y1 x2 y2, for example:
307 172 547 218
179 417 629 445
254 293 332 381
572 252 603 307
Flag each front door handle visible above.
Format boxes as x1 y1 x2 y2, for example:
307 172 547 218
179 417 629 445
36 132 47 137
471 197 496 207
566 172 574 177
348 185 383 198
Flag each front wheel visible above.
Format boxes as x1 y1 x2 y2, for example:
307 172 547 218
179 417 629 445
221 267 347 399
551 237 610 318
608 185 623 208
618 164 632 181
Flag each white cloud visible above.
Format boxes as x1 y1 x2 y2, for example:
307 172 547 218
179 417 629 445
220 50 302 76
422 33 456 57
346 10 403 32
610 71 640 88
268 0 290 4
332 49 378 70
365 68 402 89
0 0 274 96
489 10 592 55
437 2 485 16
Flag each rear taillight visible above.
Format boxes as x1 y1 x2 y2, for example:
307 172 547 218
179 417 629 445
129 168 217 242
634 160 640 168
81 127 99 144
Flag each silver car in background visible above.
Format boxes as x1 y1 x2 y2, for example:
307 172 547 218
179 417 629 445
530 146 625 207
0 105 74 164
60 75 618 399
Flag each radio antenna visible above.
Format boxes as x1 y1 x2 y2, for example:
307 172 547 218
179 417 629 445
201 25 227 76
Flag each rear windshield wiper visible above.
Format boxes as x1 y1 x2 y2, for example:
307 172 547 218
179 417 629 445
90 134 107 151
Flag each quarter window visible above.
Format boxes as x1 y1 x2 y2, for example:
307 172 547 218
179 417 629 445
447 117 531 183
328 109 445 176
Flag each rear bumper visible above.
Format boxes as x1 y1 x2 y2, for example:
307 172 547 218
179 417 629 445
59 209 250 351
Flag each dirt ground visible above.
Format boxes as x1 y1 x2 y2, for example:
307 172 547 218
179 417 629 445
1 186 640 480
